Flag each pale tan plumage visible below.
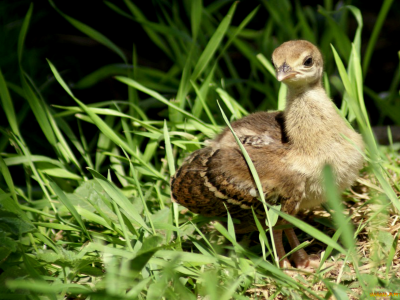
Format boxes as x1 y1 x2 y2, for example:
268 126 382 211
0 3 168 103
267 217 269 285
171 40 364 268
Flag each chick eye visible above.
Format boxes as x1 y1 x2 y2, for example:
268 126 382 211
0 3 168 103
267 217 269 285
303 57 313 67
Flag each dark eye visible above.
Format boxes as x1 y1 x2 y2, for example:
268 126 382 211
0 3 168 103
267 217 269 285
303 57 313 67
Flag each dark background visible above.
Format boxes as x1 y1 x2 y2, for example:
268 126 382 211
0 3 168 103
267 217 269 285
1 0 400 155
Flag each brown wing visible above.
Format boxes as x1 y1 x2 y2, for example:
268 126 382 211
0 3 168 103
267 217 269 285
170 147 230 217
171 111 304 231
170 146 268 234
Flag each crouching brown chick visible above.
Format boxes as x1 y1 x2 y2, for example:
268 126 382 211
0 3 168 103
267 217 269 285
171 40 364 268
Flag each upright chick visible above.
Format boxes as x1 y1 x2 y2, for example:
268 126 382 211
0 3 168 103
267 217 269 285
171 40 364 268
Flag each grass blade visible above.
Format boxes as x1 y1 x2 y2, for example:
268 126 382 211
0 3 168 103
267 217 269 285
190 0 202 40
362 0 394 77
216 100 279 267
323 166 355 251
115 76 209 129
191 2 237 81
0 69 20 137
49 180 91 240
47 60 164 180
123 0 171 58
87 168 151 233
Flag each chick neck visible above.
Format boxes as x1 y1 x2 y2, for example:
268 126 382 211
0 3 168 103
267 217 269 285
283 78 346 153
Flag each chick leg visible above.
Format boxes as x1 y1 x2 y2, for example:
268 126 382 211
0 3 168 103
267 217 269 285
283 226 310 268
272 228 292 268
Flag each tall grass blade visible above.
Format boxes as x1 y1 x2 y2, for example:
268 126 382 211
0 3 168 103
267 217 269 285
0 69 20 137
323 166 355 251
191 79 218 126
163 120 175 176
273 208 346 254
18 5 56 147
13 135 57 211
225 204 236 243
190 0 202 40
277 84 287 110
21 76 57 146
176 43 195 115
219 6 260 60
0 156 17 204
362 0 394 77
331 45 365 127
256 53 276 78
190 2 237 81
47 61 163 179
115 76 209 128
123 148 156 234
252 208 273 260
345 6 363 55
49 180 91 240
87 168 151 233
331 45 400 212
123 0 171 58
191 66 217 120
17 3 33 65
104 1 134 20
319 7 351 60
216 101 279 267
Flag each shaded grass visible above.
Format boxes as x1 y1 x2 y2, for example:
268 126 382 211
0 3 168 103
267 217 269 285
0 1 399 299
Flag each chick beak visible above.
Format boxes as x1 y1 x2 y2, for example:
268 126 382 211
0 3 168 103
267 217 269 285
276 62 297 82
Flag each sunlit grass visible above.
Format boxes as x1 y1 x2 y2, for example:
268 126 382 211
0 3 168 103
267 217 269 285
0 1 399 299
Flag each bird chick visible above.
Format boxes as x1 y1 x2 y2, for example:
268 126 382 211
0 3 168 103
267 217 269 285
171 40 364 269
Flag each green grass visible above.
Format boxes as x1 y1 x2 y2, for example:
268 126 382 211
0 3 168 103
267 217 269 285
1 1 400 299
